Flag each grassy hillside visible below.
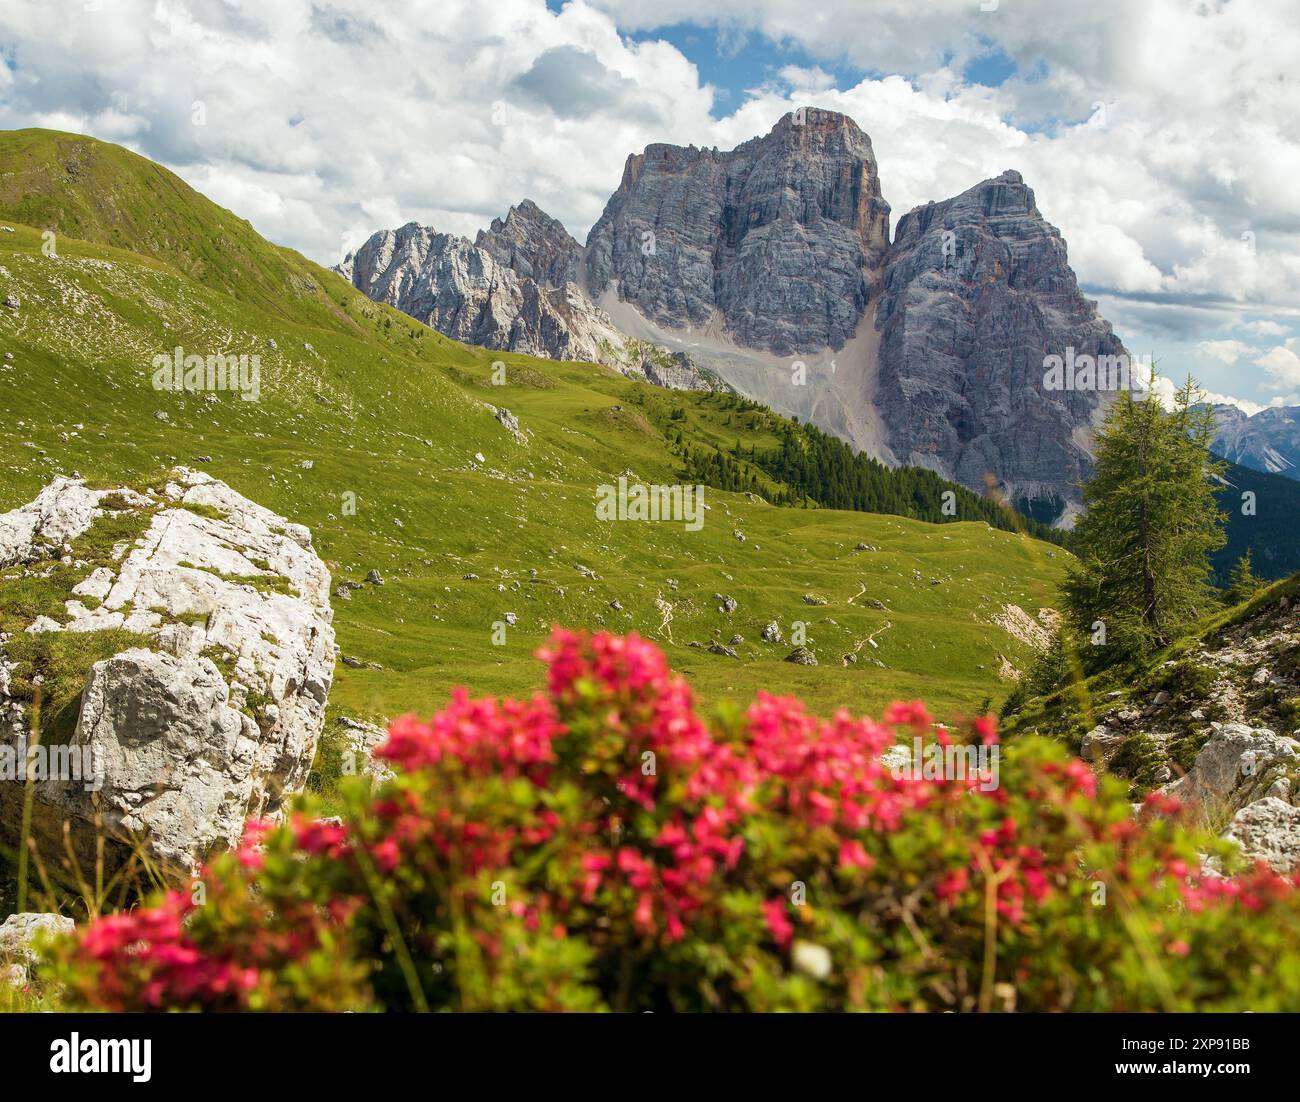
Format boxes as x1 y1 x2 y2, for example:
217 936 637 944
0 129 1069 735
0 129 354 326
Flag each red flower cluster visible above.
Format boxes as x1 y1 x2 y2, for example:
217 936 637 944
47 628 1300 1013
73 892 257 1009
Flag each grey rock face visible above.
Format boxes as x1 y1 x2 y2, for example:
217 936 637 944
1224 797 1300 872
0 476 112 566
343 109 1136 511
54 648 261 872
475 198 581 288
336 716 394 784
1164 724 1300 818
337 215 715 390
585 107 890 356
874 171 1124 516
0 912 74 968
1081 724 1126 765
338 221 597 361
0 469 335 876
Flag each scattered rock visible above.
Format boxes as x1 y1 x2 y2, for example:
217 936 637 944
791 940 832 980
0 912 74 969
494 407 522 437
336 717 394 784
784 646 817 667
761 621 783 643
1224 798 1300 873
1081 724 1126 765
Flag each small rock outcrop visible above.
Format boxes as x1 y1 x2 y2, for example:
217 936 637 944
1053 587 1300 873
1164 724 1300 816
0 469 336 876
0 912 74 968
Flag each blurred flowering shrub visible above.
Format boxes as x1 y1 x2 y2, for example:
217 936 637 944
48 629 1300 1011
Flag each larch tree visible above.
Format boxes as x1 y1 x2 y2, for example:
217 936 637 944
1063 376 1226 663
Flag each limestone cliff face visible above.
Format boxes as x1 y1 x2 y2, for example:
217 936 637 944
873 171 1126 514
584 108 890 356
336 212 715 389
474 198 581 288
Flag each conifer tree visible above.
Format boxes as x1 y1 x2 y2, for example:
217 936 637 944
1224 548 1262 605
1063 377 1226 662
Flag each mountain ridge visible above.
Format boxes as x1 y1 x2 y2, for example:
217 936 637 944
340 109 1123 521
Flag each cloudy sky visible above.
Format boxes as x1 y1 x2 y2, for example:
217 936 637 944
2 0 1299 410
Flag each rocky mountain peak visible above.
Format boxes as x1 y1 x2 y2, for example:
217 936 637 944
474 199 581 287
585 106 890 355
1209 403 1300 477
873 167 1126 518
335 210 715 389
892 170 1042 250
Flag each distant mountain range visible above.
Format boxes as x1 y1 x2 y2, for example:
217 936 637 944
339 108 1127 524
1209 403 1300 480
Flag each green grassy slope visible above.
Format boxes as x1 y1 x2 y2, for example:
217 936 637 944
0 129 1069 729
